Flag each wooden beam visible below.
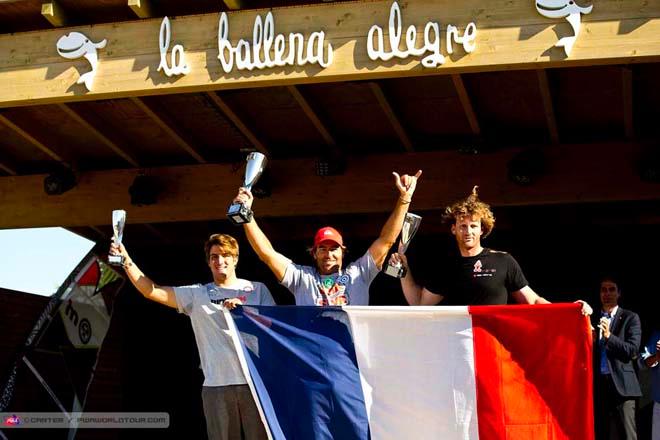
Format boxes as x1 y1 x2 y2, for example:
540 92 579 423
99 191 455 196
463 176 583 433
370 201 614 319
129 97 206 164
222 0 243 10
41 1 69 27
0 142 657 229
0 113 64 162
451 74 481 136
57 104 140 167
287 85 336 146
127 0 153 19
368 82 413 152
1 0 659 107
536 69 560 144
622 67 635 139
0 160 17 176
205 92 269 155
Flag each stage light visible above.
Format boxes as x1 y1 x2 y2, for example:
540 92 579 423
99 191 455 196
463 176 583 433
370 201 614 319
507 149 545 186
44 167 76 195
129 175 161 206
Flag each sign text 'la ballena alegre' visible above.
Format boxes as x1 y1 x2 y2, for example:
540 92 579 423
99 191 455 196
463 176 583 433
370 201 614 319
56 1 492 90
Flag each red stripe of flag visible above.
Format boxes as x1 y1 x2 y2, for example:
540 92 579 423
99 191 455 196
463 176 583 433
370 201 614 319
469 303 594 440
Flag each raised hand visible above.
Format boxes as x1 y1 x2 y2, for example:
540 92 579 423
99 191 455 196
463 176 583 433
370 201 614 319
393 170 423 202
223 297 243 310
233 187 254 210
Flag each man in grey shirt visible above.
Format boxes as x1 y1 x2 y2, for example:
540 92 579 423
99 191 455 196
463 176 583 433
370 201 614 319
232 170 422 306
109 233 273 440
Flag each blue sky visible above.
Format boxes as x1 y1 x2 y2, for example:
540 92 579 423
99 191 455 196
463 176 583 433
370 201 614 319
0 228 95 296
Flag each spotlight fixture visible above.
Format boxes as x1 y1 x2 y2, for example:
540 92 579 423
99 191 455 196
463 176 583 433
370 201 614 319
129 175 161 206
44 166 76 195
507 149 546 186
315 151 346 177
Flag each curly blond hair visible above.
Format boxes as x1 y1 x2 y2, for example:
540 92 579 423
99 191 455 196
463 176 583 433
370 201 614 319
442 186 496 237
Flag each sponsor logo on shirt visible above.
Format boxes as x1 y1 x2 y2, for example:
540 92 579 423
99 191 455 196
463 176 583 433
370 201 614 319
472 259 496 278
315 274 349 306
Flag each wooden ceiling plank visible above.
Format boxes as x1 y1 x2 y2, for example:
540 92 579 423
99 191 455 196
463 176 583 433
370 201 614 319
127 0 153 19
41 1 69 27
1 142 657 229
622 67 635 139
536 69 560 144
205 92 269 156
286 85 336 147
129 97 206 164
0 114 64 162
451 74 481 136
368 82 413 152
57 104 140 167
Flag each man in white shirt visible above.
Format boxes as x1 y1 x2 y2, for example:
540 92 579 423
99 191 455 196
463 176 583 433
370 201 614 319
110 233 274 440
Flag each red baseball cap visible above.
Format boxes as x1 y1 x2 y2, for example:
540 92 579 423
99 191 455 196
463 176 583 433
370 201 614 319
313 226 344 248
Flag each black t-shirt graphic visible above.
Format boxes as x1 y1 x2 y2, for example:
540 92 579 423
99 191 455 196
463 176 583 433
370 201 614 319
425 248 528 305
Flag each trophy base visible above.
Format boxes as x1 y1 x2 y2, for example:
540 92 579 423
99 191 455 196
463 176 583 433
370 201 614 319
108 254 125 266
227 203 253 225
383 263 407 278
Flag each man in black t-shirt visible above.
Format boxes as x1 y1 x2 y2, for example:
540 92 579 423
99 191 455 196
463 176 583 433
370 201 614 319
390 187 591 312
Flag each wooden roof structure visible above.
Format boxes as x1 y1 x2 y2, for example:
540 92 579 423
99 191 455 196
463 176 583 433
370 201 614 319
0 0 659 246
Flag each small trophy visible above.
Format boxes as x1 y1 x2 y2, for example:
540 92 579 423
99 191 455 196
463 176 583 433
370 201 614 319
108 209 126 266
384 213 422 278
227 152 267 225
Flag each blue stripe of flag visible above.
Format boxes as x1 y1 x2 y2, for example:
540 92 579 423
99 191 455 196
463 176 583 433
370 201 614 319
231 306 370 440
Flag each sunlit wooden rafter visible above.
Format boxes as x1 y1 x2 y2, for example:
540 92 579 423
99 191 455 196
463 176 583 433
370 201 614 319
451 74 481 137
0 114 64 162
536 69 560 144
57 104 139 167
287 85 336 146
205 92 269 155
368 82 413 152
129 97 206 164
41 1 69 27
127 0 153 19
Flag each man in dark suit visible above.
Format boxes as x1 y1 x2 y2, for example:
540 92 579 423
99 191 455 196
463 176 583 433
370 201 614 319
593 276 642 440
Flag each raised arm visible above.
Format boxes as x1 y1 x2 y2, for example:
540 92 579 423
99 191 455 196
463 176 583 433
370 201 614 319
109 242 177 309
235 187 291 282
368 170 422 269
389 252 444 305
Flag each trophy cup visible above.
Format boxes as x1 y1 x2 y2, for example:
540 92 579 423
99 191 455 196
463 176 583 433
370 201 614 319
227 152 267 225
384 213 422 278
108 209 126 266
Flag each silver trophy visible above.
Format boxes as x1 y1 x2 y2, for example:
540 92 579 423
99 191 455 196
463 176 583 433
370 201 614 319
384 213 422 278
108 209 126 266
228 152 267 225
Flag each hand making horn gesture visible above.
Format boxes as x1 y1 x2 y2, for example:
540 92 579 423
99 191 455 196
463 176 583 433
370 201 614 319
393 170 423 203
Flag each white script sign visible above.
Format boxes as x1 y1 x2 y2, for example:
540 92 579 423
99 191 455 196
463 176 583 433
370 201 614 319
217 11 333 73
367 1 477 67
158 16 190 77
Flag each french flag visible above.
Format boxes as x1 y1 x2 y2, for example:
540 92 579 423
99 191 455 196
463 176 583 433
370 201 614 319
227 304 593 440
